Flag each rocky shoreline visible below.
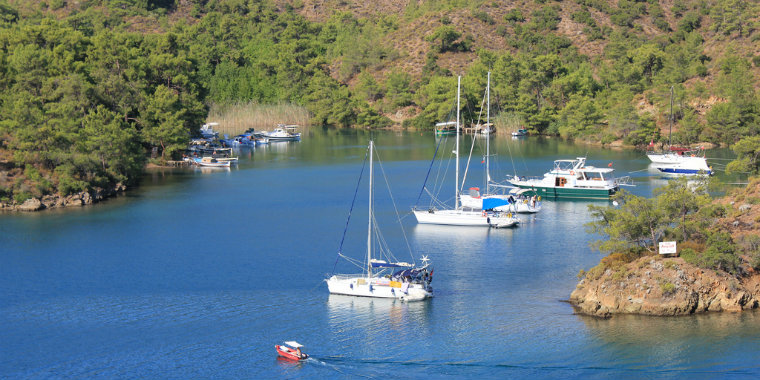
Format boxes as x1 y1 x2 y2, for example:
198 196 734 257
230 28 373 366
0 183 126 212
570 256 760 318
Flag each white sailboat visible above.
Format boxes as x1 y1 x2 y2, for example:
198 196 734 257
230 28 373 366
413 76 520 227
647 86 712 175
459 72 541 214
327 141 433 301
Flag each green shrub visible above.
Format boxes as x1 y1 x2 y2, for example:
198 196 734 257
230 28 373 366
504 9 525 23
14 191 33 204
660 281 676 295
681 231 741 274
472 10 494 25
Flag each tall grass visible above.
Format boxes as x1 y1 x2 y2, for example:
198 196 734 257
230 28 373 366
492 112 526 135
206 101 312 136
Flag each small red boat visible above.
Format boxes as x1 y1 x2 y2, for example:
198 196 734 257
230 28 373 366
275 341 308 361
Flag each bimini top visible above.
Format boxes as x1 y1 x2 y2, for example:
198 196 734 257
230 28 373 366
482 198 511 210
509 188 532 196
283 341 303 348
370 259 414 268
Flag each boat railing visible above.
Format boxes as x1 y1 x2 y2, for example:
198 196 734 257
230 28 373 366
513 175 543 182
329 274 367 280
615 176 634 186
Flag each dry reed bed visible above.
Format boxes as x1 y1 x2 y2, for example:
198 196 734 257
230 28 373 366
206 102 311 136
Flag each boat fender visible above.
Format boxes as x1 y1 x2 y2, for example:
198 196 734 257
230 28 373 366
350 283 353 289
537 196 541 201
570 170 575 175
369 284 373 292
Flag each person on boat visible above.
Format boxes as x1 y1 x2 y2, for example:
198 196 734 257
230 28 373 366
296 347 303 359
530 195 536 207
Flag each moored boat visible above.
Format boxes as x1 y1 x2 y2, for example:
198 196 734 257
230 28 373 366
193 156 231 168
458 72 540 215
434 121 459 136
256 124 301 141
414 76 519 227
327 140 433 301
511 128 528 137
509 157 632 200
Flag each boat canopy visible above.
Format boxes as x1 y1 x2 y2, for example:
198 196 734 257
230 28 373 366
392 268 426 278
579 167 614 174
370 259 414 268
509 188 531 195
284 341 303 348
482 198 510 210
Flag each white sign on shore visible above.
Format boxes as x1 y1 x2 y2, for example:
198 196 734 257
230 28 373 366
659 241 677 255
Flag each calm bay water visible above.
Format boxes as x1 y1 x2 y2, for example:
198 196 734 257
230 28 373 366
1 128 758 379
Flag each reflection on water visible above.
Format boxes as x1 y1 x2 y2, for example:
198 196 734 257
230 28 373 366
580 310 760 344
576 310 760 375
327 294 432 334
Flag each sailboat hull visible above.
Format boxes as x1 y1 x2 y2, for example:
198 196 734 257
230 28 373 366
413 209 518 227
326 276 432 301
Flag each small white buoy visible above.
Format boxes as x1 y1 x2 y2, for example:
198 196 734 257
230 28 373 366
612 201 619 206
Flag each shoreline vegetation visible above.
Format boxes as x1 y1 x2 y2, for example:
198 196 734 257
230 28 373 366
571 177 760 317
2 1 760 316
3 1 760 210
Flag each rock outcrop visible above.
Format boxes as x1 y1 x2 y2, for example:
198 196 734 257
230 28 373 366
570 256 760 318
0 183 126 212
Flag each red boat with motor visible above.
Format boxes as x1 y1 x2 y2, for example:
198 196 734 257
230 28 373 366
275 341 308 361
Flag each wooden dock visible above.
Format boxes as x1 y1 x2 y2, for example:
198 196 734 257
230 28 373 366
166 160 191 167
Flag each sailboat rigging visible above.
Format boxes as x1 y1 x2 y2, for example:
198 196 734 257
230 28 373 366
647 86 712 175
413 76 520 227
327 140 433 301
459 72 541 214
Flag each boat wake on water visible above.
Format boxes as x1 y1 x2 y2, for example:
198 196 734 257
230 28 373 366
302 356 752 378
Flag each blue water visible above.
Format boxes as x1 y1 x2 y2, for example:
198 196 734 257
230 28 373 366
1 129 758 379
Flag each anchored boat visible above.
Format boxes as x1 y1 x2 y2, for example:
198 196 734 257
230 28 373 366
326 141 433 301
509 157 632 200
413 76 519 228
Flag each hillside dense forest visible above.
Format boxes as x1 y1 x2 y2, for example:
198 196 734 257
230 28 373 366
1 0 760 205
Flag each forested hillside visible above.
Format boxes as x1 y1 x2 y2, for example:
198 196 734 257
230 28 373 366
1 0 759 207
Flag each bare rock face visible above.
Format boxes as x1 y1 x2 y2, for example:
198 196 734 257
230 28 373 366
570 257 760 318
17 198 44 212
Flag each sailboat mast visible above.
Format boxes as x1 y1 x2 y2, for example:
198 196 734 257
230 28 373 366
668 85 673 148
455 76 461 210
367 140 373 277
486 71 491 193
